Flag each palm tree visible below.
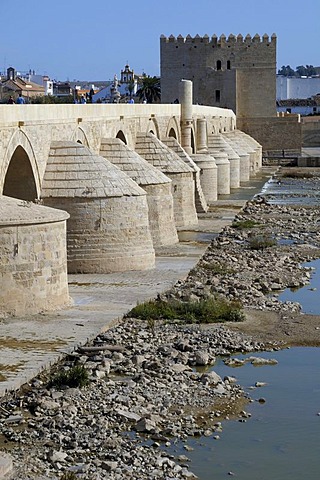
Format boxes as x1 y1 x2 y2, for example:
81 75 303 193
136 76 161 104
127 80 135 100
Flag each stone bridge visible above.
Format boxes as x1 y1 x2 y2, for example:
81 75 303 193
0 80 262 317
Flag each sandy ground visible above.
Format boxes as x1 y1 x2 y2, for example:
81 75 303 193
226 308 320 347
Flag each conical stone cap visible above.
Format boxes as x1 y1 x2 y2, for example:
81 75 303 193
41 141 146 198
0 195 69 225
135 133 193 174
162 137 200 173
99 138 171 186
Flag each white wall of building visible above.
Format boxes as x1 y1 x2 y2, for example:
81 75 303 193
277 76 320 100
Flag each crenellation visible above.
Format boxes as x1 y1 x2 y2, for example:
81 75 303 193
211 34 218 46
160 33 277 49
177 34 184 44
262 33 269 43
219 33 227 46
203 34 209 44
227 34 236 44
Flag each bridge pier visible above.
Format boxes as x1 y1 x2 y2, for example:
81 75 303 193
0 196 70 317
41 142 155 274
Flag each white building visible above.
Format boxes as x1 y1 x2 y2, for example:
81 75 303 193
20 72 53 96
277 75 320 100
93 64 140 103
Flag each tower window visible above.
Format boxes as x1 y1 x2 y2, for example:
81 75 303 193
217 60 222 70
227 60 231 70
215 90 221 102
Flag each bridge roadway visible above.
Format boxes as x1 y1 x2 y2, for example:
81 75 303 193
0 199 249 398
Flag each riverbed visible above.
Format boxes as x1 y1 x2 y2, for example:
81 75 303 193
199 169 320 478
168 167 320 479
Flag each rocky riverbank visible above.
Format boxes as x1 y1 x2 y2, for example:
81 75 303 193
1 320 273 480
164 190 320 346
1 170 320 479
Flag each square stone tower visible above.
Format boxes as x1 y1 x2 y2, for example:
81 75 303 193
160 33 277 118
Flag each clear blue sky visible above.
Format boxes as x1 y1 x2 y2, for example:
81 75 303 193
2 0 319 81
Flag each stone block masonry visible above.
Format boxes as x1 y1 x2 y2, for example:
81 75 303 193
0 196 70 317
160 33 277 119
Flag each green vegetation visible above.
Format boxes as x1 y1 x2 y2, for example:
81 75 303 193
127 297 245 324
30 95 75 104
232 219 260 229
278 64 317 77
136 76 161 103
48 365 89 389
248 234 277 250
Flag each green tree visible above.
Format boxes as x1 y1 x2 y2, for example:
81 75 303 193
278 65 295 76
127 80 135 100
136 76 161 103
305 65 317 76
30 94 74 104
296 65 308 77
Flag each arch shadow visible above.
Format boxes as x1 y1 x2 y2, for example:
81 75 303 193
1 129 40 200
116 130 127 144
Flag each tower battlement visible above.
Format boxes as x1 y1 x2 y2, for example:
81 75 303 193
160 33 276 47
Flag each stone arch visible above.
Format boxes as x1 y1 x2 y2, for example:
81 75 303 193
1 129 40 200
165 116 180 142
72 126 89 147
106 121 134 149
146 117 160 138
168 128 177 139
116 130 127 144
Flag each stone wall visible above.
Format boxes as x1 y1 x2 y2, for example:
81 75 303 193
160 34 276 118
0 197 70 317
0 103 235 198
45 196 155 274
237 116 302 152
301 117 320 147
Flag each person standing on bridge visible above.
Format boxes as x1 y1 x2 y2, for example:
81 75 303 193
16 94 25 104
7 96 15 104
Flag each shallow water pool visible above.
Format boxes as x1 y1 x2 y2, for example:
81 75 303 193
172 348 320 479
278 258 320 315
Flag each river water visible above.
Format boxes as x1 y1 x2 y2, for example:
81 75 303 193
172 170 320 479
173 348 320 480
